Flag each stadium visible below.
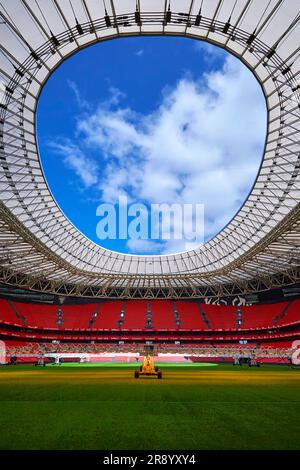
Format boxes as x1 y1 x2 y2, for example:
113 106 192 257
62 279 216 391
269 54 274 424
0 0 300 453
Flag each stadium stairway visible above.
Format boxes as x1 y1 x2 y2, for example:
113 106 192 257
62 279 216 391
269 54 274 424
0 299 25 327
145 301 153 329
88 305 101 329
236 306 243 329
274 301 294 325
198 303 212 328
7 300 27 326
117 302 126 329
56 306 63 328
173 302 181 328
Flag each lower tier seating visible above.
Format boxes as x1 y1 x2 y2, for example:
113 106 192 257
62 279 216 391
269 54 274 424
2 340 298 364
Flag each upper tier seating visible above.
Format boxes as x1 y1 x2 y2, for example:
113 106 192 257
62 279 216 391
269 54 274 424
0 298 299 332
242 302 288 329
0 299 24 326
201 304 237 330
277 300 300 325
13 301 57 329
92 301 123 329
122 300 148 329
151 300 177 329
176 301 206 329
62 304 97 329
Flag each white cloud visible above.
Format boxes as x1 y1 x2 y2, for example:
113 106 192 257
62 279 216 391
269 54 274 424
194 41 227 64
126 239 163 254
54 54 266 254
78 107 143 160
68 80 90 110
107 86 126 106
51 141 98 187
126 237 202 255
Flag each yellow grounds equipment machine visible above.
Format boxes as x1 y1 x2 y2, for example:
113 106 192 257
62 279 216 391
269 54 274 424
134 345 162 379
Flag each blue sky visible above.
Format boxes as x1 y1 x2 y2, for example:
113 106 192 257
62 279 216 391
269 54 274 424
37 36 266 255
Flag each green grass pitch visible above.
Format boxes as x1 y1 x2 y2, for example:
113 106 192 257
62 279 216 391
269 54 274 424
0 362 299 450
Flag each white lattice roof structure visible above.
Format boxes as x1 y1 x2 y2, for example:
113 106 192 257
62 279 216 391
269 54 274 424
0 0 299 298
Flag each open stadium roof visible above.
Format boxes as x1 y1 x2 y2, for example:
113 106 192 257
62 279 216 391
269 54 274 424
0 0 299 298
